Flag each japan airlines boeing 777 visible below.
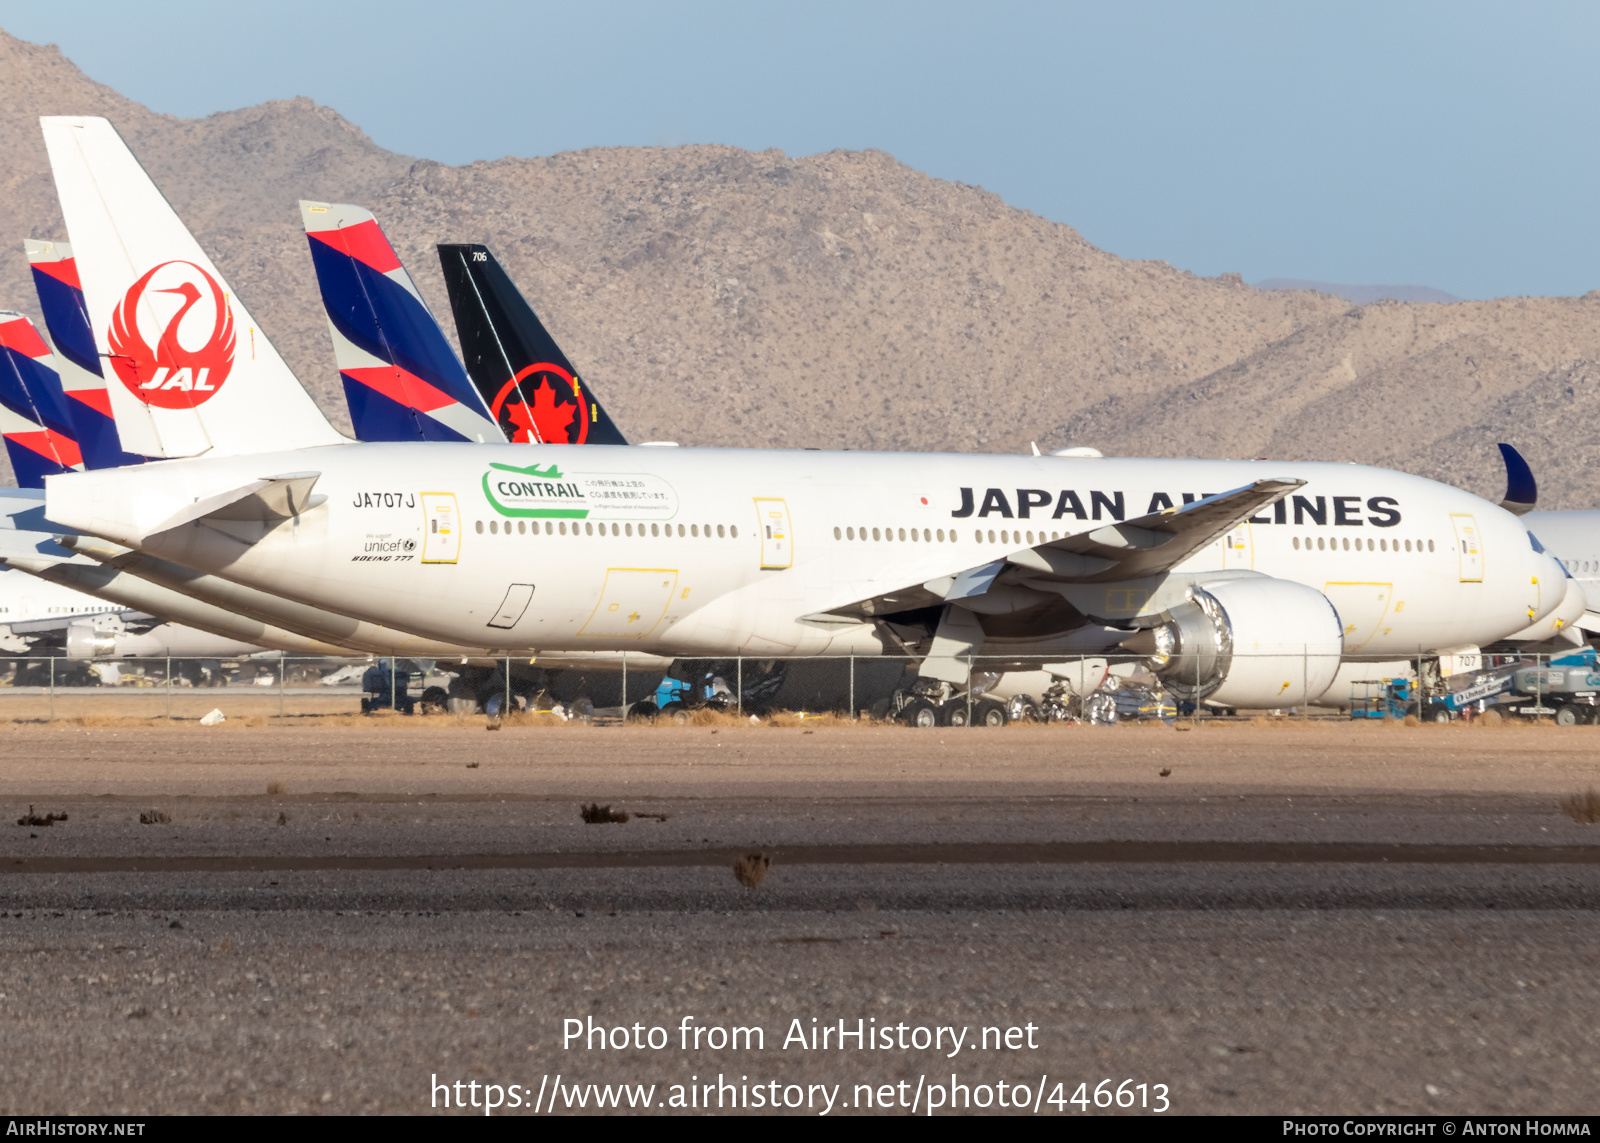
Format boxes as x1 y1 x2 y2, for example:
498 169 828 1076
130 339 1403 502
35 116 1577 716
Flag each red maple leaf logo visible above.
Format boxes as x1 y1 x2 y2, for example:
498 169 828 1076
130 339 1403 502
506 377 576 443
490 362 590 444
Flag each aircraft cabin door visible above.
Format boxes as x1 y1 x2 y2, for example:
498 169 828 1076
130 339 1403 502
1450 514 1484 582
421 493 461 564
755 498 793 570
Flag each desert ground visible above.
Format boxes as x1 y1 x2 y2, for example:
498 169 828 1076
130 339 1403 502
0 716 1595 1115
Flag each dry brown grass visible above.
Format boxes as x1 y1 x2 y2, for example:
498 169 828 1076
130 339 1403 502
265 782 285 796
580 803 630 824
732 852 771 889
138 810 170 826
1561 789 1600 824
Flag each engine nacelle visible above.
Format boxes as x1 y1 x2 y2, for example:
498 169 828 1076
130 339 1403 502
65 620 120 661
1141 578 1343 708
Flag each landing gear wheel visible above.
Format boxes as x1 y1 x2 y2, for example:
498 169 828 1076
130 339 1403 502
900 698 940 728
419 686 448 715
1556 705 1580 727
941 700 971 727
972 697 1009 728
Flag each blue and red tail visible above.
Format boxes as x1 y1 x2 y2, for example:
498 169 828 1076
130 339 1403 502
301 202 501 444
24 239 148 470
0 310 83 488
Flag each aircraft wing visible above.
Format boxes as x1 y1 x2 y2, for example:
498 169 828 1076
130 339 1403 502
1010 477 1305 583
815 478 1303 621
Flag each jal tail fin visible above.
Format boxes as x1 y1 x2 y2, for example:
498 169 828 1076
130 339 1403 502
41 116 346 458
300 202 498 444
0 310 83 488
437 243 628 445
1497 442 1537 516
25 238 150 470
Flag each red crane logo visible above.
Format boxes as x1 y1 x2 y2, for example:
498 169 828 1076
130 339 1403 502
107 261 236 409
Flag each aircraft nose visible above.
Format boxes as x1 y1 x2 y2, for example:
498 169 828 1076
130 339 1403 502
1529 550 1570 624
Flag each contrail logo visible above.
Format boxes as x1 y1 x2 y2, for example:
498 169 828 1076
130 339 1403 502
107 260 236 408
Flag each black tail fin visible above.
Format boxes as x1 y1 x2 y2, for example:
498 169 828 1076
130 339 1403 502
437 244 627 446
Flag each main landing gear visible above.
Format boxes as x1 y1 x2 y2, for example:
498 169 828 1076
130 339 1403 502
890 679 1010 728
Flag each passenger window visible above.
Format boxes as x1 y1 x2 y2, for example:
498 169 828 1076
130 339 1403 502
1404 540 1412 552
872 527 881 541
846 527 854 540
1317 537 1325 550
475 521 483 534
988 530 996 543
899 528 907 541
731 526 738 538
834 527 841 540
936 529 945 542
717 525 725 538
1293 537 1299 549
1427 539 1434 552
1342 538 1349 551
490 520 499 534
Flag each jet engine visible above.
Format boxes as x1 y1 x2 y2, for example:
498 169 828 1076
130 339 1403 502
1134 578 1343 708
66 618 123 660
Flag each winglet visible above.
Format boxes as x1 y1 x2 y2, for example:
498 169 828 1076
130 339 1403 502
1498 442 1536 516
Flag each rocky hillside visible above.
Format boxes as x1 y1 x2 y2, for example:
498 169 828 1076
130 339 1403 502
2 29 1596 506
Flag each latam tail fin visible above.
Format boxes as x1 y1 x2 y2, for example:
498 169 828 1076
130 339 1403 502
40 117 346 458
300 202 498 444
437 244 627 445
25 239 150 470
0 311 83 487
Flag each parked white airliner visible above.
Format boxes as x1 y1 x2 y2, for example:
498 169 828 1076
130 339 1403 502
33 116 1578 714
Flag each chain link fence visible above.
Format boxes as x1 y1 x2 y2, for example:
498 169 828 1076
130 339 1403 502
0 647 1584 725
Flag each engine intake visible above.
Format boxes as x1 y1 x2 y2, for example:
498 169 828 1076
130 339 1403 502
1139 578 1344 708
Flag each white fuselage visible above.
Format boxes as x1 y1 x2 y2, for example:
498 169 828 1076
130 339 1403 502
44 445 1568 663
1524 511 1600 617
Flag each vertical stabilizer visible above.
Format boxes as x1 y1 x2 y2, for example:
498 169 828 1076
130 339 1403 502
40 116 346 458
438 243 628 445
300 202 498 443
0 311 83 487
26 239 149 470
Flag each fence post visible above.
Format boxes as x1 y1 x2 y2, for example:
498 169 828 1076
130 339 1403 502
279 656 286 719
166 655 172 721
48 657 54 722
736 657 743 714
966 653 973 724
621 651 628 710
849 654 855 721
1301 646 1308 722
504 656 511 719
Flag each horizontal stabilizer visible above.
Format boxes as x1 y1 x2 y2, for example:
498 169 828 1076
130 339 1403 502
147 472 323 536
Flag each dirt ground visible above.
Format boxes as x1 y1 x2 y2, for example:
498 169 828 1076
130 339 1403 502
0 719 1597 1116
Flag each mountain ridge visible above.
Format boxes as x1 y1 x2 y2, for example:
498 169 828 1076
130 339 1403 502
1 29 1597 508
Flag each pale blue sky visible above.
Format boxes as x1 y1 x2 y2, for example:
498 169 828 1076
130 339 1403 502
3 1 1596 299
